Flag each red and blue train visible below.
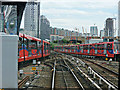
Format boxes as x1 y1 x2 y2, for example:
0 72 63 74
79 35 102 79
18 33 50 63
54 41 120 61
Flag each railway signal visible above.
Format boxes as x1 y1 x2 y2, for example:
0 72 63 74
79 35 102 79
37 61 41 66
19 70 23 77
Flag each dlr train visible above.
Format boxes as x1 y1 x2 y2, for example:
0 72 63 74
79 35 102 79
18 33 50 63
54 41 120 61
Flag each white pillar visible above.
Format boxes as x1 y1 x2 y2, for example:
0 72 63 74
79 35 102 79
0 33 18 88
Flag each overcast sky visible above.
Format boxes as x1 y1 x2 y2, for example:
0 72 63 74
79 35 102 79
20 0 119 35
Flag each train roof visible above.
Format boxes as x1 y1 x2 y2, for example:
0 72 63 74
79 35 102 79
54 42 114 47
43 40 50 44
19 33 41 42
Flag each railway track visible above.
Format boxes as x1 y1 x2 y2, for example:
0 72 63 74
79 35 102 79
85 59 118 76
56 58 82 89
62 54 118 90
18 53 118 89
18 76 30 88
63 57 100 89
86 58 119 73
51 56 87 89
81 58 118 87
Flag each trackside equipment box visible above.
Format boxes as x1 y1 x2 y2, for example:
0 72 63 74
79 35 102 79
0 33 18 88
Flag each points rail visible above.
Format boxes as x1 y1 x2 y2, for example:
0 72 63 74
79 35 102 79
62 58 85 90
18 76 30 88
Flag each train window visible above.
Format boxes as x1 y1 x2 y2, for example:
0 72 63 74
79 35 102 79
101 44 104 50
86 45 88 50
90 45 92 50
114 42 120 52
97 44 100 50
79 46 80 49
76 46 77 50
95 44 97 50
107 44 112 50
88 45 90 50
29 40 37 55
83 46 85 50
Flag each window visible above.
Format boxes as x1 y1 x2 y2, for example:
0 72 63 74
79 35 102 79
107 43 112 50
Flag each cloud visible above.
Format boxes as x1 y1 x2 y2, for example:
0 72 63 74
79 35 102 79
41 0 119 9
20 0 118 36
40 0 118 33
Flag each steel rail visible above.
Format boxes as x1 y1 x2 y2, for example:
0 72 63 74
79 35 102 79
63 59 85 90
51 60 56 90
60 59 69 89
86 59 118 76
72 57 118 90
18 76 30 88
77 67 102 90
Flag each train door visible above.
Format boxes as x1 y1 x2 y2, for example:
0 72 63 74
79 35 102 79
86 45 88 54
81 45 83 53
78 45 81 54
114 41 120 61
38 41 42 57
88 45 90 54
18 37 29 60
95 44 97 54
97 44 100 55
48 44 50 54
89 45 92 55
44 43 47 55
30 40 38 56
107 43 113 57
104 44 107 55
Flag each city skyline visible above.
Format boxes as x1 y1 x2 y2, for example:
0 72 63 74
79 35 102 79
20 0 118 36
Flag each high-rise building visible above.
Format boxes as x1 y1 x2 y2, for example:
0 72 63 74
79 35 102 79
40 15 50 40
104 18 114 37
100 30 104 38
24 1 40 38
118 1 120 37
90 25 98 36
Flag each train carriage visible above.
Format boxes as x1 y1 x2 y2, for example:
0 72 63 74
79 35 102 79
43 40 50 57
54 41 120 61
18 33 50 63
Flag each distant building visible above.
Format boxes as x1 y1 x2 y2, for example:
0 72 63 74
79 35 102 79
90 25 98 36
118 1 120 37
82 33 91 37
89 39 103 44
50 28 64 42
104 18 114 37
24 1 40 37
50 27 82 42
100 30 104 38
40 15 50 41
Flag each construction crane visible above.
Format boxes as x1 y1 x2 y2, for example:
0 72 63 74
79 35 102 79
82 26 87 43
82 26 84 34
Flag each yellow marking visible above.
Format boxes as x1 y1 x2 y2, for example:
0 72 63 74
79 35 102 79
105 58 108 61
32 67 36 71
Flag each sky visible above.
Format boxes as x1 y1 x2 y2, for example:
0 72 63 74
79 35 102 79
20 0 119 35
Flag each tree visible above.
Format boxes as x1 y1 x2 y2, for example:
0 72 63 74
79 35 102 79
53 40 58 43
62 39 69 44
